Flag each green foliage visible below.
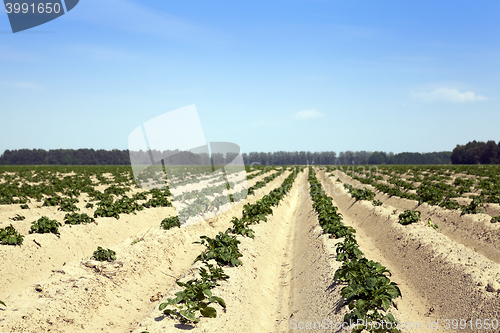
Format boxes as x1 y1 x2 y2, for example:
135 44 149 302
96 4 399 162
159 270 226 324
417 184 444 205
334 258 400 332
439 198 461 210
161 216 181 230
20 204 29 209
491 216 500 223
336 234 364 262
194 231 243 266
350 187 376 202
94 196 144 219
91 246 116 261
29 216 62 234
228 217 255 238
309 167 400 332
10 214 25 221
43 195 62 207
143 189 172 208
64 212 95 225
0 300 5 308
0 224 24 245
372 200 382 206
58 197 79 212
461 195 485 215
398 210 420 225
427 219 438 230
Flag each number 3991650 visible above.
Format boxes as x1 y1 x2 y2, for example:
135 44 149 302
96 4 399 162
5 3 62 14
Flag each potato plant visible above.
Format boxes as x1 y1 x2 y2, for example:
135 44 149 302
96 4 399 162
29 216 62 235
194 231 243 267
398 210 421 225
461 195 485 215
91 247 116 261
0 224 24 245
10 214 25 221
159 260 227 324
161 216 180 230
309 168 400 332
64 212 95 225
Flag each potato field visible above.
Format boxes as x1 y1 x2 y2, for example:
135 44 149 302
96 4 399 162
1 165 500 332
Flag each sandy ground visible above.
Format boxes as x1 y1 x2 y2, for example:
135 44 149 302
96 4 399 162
2 167 500 332
318 169 500 332
133 169 347 333
0 169 283 332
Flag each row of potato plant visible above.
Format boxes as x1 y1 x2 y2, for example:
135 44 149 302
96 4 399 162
327 166 499 222
156 167 300 326
309 167 401 333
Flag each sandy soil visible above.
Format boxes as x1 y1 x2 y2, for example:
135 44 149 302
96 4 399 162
0 169 282 332
133 169 348 333
2 166 500 333
318 169 500 332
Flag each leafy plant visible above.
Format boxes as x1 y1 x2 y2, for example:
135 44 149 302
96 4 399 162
64 212 95 225
29 216 62 235
91 246 116 261
491 216 500 223
336 234 364 262
0 224 24 245
20 204 29 209
228 217 255 238
427 218 438 230
398 210 420 225
461 195 485 215
334 258 400 333
194 231 243 266
10 214 25 221
159 278 226 324
58 197 79 212
372 200 382 206
161 216 181 230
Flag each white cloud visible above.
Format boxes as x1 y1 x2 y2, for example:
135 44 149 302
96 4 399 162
293 109 324 119
411 87 488 103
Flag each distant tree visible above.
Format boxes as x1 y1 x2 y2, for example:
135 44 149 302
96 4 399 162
451 140 500 164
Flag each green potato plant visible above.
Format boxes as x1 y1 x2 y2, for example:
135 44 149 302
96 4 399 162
64 212 95 225
0 224 24 245
29 216 62 235
398 210 420 225
91 247 116 261
161 216 181 230
10 214 25 221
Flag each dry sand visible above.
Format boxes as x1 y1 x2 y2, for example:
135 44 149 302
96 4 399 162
1 167 500 332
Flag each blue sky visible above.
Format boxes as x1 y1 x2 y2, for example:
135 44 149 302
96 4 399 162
1 0 499 155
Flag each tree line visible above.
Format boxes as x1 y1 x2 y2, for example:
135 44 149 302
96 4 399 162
451 140 500 164
242 151 452 165
0 148 454 165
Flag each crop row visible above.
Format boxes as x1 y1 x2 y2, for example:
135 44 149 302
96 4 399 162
309 167 400 333
327 166 500 221
153 167 301 326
